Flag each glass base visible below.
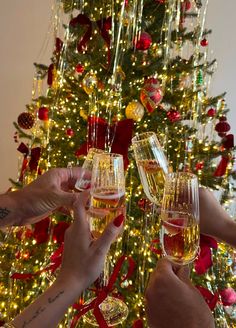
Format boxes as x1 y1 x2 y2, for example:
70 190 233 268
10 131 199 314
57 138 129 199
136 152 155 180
83 296 129 326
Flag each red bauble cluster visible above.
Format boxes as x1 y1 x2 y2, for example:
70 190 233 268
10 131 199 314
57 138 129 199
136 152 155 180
215 116 231 137
66 128 75 137
75 63 85 74
135 32 152 51
17 112 35 129
207 107 216 117
200 38 208 47
166 109 181 122
38 107 49 121
195 161 204 171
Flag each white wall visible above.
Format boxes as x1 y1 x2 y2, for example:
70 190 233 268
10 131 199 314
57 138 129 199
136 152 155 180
0 0 235 192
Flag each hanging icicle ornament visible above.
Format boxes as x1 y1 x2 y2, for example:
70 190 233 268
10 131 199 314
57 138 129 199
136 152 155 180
140 77 163 113
125 100 145 121
17 112 35 129
82 72 98 95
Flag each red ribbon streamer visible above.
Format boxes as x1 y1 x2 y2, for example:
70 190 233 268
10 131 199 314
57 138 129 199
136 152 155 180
150 239 162 255
17 142 41 181
75 116 134 170
70 255 136 328
213 156 229 177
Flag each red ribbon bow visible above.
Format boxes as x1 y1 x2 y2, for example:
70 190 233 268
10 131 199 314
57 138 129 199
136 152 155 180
70 255 136 328
195 286 219 310
17 142 41 181
69 14 111 66
75 116 134 170
194 234 218 275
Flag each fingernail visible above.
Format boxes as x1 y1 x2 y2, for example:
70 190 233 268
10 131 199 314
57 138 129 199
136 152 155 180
113 214 124 227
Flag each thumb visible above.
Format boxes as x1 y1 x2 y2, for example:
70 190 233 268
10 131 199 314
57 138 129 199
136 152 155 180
94 214 125 255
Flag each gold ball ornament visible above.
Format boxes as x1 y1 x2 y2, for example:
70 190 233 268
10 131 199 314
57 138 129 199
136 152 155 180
125 100 145 121
82 72 98 95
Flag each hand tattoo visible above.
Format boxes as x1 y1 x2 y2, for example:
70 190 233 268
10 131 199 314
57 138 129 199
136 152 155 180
0 207 10 220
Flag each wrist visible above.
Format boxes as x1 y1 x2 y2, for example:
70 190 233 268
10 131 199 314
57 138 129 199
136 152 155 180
56 273 85 297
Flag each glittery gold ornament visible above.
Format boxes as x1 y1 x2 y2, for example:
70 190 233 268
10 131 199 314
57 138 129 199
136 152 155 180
82 72 98 94
125 100 145 121
80 109 88 120
17 112 35 129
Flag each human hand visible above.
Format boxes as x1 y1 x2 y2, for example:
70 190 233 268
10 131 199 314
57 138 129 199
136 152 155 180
11 167 90 226
57 190 125 290
145 258 215 328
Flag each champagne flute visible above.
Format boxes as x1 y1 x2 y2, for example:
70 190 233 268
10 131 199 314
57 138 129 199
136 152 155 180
160 172 200 265
75 148 104 191
132 131 169 205
83 153 128 326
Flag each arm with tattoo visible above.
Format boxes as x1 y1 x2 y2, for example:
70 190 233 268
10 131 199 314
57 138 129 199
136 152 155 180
7 191 124 328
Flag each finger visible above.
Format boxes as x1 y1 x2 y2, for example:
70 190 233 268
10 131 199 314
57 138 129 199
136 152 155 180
60 167 91 190
87 208 110 218
156 258 181 275
93 214 125 255
176 265 190 282
72 190 90 227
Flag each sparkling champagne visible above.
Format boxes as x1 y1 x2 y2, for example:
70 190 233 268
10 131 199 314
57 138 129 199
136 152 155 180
137 159 166 204
90 189 126 237
160 213 200 265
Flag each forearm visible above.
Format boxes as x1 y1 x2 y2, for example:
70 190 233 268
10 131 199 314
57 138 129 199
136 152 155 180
12 278 83 328
217 217 236 248
0 192 23 228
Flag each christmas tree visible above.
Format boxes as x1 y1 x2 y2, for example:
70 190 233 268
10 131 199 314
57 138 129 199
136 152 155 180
0 0 236 327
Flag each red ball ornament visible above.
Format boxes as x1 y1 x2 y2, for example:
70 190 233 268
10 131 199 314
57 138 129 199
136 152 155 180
195 161 204 171
181 0 191 12
200 38 208 47
17 112 35 129
66 128 75 137
135 32 152 51
215 120 231 133
207 107 216 117
167 109 181 122
219 288 236 306
38 107 49 121
140 77 163 113
184 0 191 10
138 198 152 212
75 63 84 74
